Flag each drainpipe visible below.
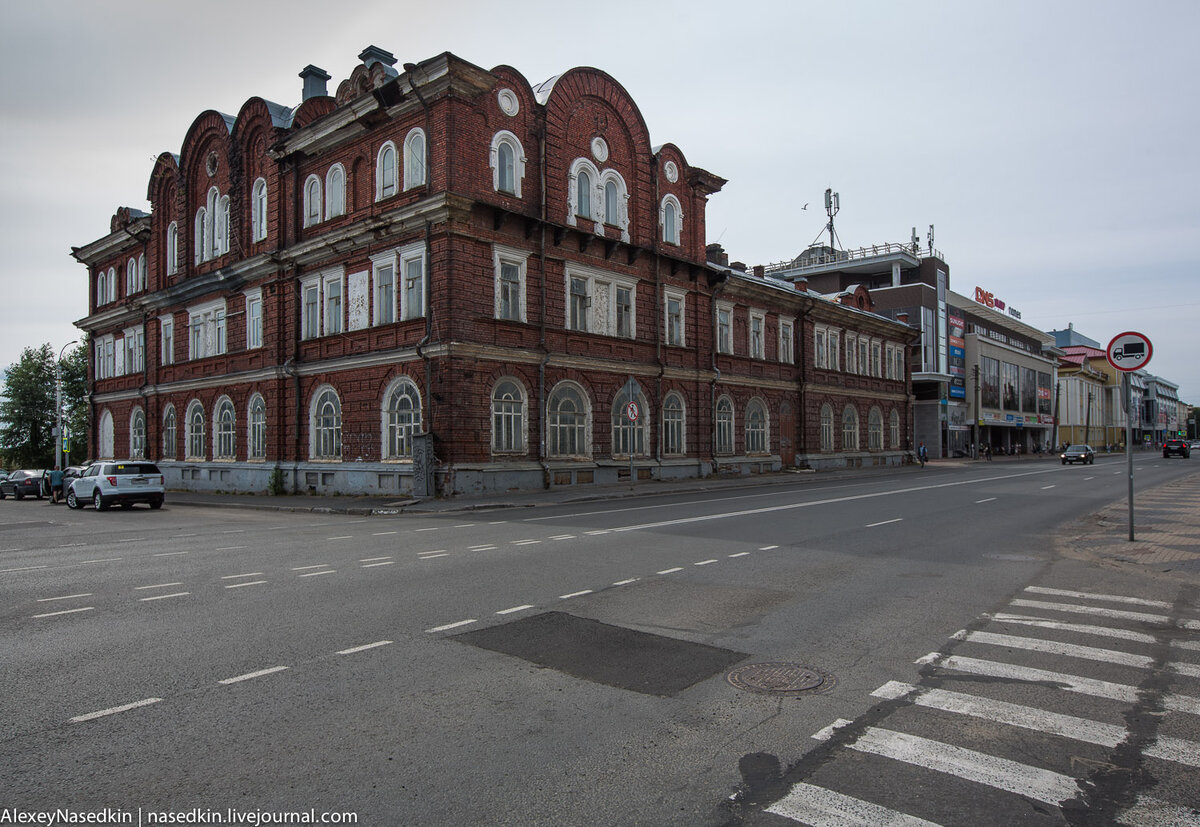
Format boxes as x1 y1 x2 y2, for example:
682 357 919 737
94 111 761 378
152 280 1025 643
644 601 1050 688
710 278 728 473
537 114 551 488
652 158 663 466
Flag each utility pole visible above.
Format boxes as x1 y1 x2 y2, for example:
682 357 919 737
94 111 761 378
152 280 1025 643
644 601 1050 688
972 364 980 458
1084 389 1093 447
55 340 77 470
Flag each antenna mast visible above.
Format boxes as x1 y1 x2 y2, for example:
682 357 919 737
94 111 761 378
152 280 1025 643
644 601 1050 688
824 188 840 250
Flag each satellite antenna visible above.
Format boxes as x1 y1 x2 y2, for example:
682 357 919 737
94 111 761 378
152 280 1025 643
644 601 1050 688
824 188 840 250
911 227 919 253
927 224 935 254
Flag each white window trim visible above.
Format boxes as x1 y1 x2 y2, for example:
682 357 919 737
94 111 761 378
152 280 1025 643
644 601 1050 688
251 178 268 242
323 270 344 335
325 164 346 219
490 377 529 455
376 141 398 201
749 309 765 360
598 169 631 243
166 222 179 275
398 242 426 321
489 131 526 198
303 174 322 227
213 395 237 461
566 157 602 229
779 316 795 364
309 384 342 461
403 128 426 190
186 298 227 360
493 244 529 323
300 267 344 340
660 193 683 245
380 376 422 461
247 394 267 461
159 314 175 366
661 392 687 456
563 263 637 338
244 288 263 350
370 250 397 327
663 288 686 347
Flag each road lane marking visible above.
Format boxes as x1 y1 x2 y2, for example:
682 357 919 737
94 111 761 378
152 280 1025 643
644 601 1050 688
728 552 751 558
218 666 289 685
299 570 336 578
426 619 476 633
559 590 593 599
767 782 940 827
1009 598 1197 627
139 592 190 602
694 559 718 566
584 530 611 536
222 530 246 534
454 524 473 528
496 605 534 615
222 572 264 579
71 698 162 723
0 565 48 573
613 578 640 586
976 497 997 503
866 518 903 527
215 546 247 551
417 554 448 560
959 630 1154 669
135 582 185 591
33 607 95 618
657 567 683 574
337 641 392 655
512 539 542 545
117 538 146 543
291 565 329 571
37 593 93 602
415 527 438 532
1023 585 1172 609
468 544 497 551
361 556 393 562
154 552 188 557
81 558 122 564
758 545 779 551
989 613 1157 644
549 534 576 540
371 531 397 537
848 726 1079 805
224 580 267 589
362 561 397 567
1041 485 1056 490
327 535 353 541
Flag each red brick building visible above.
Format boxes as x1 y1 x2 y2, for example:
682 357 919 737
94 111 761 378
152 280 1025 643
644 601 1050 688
72 48 916 496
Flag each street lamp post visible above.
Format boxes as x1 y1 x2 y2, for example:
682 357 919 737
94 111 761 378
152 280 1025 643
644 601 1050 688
55 340 77 471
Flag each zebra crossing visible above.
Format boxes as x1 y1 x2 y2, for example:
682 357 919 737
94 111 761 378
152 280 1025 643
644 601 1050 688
755 584 1200 826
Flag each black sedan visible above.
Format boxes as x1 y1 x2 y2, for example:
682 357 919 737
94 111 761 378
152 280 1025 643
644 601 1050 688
0 470 47 499
1061 445 1095 465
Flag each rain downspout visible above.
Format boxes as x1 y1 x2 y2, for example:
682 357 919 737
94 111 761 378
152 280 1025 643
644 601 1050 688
537 113 550 488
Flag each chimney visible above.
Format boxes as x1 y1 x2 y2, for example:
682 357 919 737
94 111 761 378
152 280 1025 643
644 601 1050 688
753 265 764 278
731 261 747 272
897 312 909 324
794 278 808 292
359 45 397 69
299 65 331 100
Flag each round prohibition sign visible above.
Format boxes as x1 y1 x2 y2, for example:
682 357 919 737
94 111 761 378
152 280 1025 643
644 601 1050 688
1106 331 1153 372
625 401 640 422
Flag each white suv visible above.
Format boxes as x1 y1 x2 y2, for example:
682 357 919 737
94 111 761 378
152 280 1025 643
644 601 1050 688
67 461 165 511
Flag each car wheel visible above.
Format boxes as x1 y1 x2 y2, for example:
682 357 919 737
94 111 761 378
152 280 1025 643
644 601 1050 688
0 490 6 499
150 498 163 510
66 489 80 509
94 491 108 512
15 491 23 500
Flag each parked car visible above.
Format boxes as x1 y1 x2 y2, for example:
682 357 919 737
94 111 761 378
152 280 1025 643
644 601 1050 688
1162 439 1191 459
1190 441 1200 452
66 461 165 510
1061 445 1096 465
0 470 47 499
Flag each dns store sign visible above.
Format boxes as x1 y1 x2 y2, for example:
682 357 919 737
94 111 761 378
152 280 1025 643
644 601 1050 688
974 287 1022 320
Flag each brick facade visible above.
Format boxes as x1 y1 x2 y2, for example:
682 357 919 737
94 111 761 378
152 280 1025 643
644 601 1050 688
72 48 916 496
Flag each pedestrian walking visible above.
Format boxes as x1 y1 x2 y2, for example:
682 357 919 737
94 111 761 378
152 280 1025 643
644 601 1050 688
917 442 928 468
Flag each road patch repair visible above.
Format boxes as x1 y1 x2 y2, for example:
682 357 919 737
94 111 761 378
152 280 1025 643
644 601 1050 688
454 611 747 696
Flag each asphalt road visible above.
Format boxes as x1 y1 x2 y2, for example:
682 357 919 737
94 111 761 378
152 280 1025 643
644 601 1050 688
1 456 1197 826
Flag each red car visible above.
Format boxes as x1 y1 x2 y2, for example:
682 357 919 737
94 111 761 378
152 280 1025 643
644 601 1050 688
0 470 47 500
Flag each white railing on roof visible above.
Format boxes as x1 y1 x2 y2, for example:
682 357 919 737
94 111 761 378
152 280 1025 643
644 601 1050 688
762 242 941 276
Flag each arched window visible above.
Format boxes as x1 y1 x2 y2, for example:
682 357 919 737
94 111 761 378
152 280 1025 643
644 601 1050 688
162 405 177 460
214 397 236 459
383 377 421 460
491 378 526 453
868 407 884 451
303 175 322 227
576 169 592 219
248 395 266 460
604 181 618 224
745 399 768 454
491 132 525 197
889 409 901 449
186 400 206 460
251 178 268 241
98 410 114 460
599 170 630 241
126 258 138 295
662 393 685 456
194 207 207 264
376 141 397 200
547 382 590 458
611 392 649 458
311 387 341 459
130 408 146 459
326 164 346 218
404 128 426 190
661 195 683 245
138 254 147 292
166 222 179 275
715 396 734 455
820 404 834 452
842 405 860 451
215 195 230 254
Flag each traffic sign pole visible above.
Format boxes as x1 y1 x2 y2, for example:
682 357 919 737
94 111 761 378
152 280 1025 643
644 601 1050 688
1125 373 1134 541
1107 332 1152 543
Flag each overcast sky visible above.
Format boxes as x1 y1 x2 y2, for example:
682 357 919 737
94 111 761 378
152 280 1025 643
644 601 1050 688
2 0 1196 404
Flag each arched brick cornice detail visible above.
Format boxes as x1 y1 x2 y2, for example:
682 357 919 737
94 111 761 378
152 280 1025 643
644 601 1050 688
291 96 336 129
541 68 653 159
146 152 180 210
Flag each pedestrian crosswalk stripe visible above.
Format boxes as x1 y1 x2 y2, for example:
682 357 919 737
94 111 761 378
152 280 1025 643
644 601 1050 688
1118 794 1200 827
990 613 1157 644
960 630 1153 669
1010 598 1171 625
1023 586 1172 609
766 781 942 826
934 655 1200 716
846 727 1080 805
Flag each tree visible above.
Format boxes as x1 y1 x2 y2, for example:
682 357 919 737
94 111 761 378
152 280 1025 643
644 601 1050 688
59 340 89 466
1 344 56 468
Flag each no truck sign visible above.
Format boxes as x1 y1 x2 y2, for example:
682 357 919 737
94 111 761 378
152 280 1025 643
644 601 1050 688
1106 331 1153 372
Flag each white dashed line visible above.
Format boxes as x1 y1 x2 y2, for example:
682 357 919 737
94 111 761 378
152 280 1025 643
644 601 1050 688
139 592 190 602
362 561 397 567
976 498 997 504
657 567 683 575
218 666 289 685
215 546 247 551
694 559 718 566
222 530 246 534
224 580 267 589
489 521 508 525
512 539 542 545
549 534 576 540
71 698 162 723
417 554 448 560
454 524 473 529
867 518 903 527
153 552 188 557
613 578 640 586
117 538 146 543
415 527 439 532
135 582 184 590
360 557 393 562
496 605 535 615
559 590 593 599
728 552 750 558
0 565 48 573
337 641 392 655
291 565 329 571
37 593 93 602
81 558 122 564
299 570 336 578
371 532 397 537
1041 485 1056 490
222 572 264 579
33 607 94 618
327 535 353 541
468 544 497 551
758 545 779 551
426 619 477 633
584 530 611 536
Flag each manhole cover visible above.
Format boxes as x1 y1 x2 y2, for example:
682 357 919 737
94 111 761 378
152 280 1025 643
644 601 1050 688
726 662 834 695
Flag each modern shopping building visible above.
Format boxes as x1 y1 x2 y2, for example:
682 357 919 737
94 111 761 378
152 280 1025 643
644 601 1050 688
71 48 917 496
